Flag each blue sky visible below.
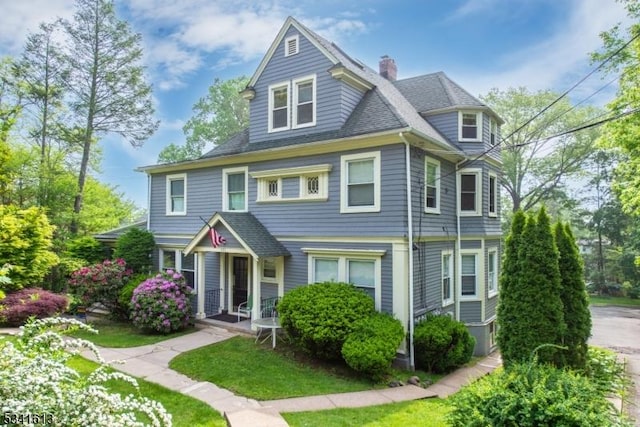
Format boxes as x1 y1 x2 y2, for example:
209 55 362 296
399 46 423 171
0 0 631 209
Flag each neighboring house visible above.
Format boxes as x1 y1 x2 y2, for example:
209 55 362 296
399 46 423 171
136 17 504 364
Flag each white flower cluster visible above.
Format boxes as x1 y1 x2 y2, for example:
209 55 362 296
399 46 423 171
1 317 172 426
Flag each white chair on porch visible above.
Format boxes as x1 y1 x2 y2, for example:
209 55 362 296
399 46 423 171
237 295 253 322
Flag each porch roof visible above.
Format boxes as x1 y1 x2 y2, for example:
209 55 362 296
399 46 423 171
184 212 290 259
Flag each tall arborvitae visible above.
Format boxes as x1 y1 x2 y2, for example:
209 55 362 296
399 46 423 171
499 207 566 367
554 222 591 369
496 210 526 366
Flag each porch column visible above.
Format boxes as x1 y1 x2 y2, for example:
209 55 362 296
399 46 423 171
251 257 261 327
196 252 206 319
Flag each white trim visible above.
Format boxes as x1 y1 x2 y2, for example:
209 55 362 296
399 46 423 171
487 247 499 298
250 164 332 179
458 111 483 142
222 166 248 212
424 157 441 214
292 74 316 129
490 118 498 146
257 177 282 202
165 173 187 215
299 173 328 200
459 249 481 301
442 249 454 307
488 172 498 217
302 248 386 257
251 164 331 203
340 151 381 213
392 242 409 354
284 34 299 57
458 168 482 216
268 81 290 133
260 257 282 284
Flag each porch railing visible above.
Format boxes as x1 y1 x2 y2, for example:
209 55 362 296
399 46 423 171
189 289 222 318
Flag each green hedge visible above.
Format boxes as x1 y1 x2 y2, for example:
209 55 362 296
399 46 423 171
278 282 375 360
342 312 404 380
414 314 475 373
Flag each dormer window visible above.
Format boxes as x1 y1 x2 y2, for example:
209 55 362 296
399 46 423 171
285 35 299 57
459 111 482 142
268 82 290 132
293 75 316 128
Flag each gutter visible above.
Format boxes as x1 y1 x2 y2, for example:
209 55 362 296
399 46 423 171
455 160 464 321
399 131 415 370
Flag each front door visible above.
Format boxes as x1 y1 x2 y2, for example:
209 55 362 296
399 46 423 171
232 256 249 311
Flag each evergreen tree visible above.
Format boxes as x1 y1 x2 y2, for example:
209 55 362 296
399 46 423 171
555 221 592 369
496 210 526 365
498 208 565 367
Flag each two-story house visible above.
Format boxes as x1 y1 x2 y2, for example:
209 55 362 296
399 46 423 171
135 17 504 366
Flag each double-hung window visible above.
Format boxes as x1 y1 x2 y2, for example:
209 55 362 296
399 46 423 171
223 167 247 211
459 111 482 142
461 253 478 298
442 251 454 306
166 174 186 215
459 169 482 216
293 75 315 128
269 82 289 132
341 151 381 213
488 248 498 296
160 249 196 292
304 248 385 310
489 173 498 217
425 157 440 213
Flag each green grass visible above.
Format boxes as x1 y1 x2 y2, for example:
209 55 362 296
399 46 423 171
68 318 198 347
68 356 225 427
170 336 436 400
282 399 451 427
589 295 640 307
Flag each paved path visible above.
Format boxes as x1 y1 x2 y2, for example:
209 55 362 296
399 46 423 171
1 324 502 427
590 305 640 426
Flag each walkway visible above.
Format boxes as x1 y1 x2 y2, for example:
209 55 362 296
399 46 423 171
1 324 502 427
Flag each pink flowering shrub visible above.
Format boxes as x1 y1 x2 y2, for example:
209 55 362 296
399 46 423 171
0 288 68 326
68 259 132 319
130 270 192 334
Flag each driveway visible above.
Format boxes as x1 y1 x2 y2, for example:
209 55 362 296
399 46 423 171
590 305 640 425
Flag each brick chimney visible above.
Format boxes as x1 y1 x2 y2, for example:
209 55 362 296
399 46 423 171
379 55 397 81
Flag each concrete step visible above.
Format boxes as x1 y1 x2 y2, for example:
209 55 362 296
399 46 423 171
225 407 289 427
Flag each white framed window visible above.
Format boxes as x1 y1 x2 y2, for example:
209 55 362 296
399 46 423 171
340 151 381 213
425 157 440 214
459 169 482 216
251 165 330 202
268 82 290 132
489 173 498 217
223 167 248 212
293 74 316 128
488 248 498 297
442 250 454 307
261 257 282 284
284 34 299 57
460 252 479 299
160 248 196 292
490 118 498 146
257 177 281 201
166 174 186 215
459 111 482 142
304 248 385 310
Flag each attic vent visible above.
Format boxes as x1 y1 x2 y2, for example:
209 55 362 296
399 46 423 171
285 35 299 57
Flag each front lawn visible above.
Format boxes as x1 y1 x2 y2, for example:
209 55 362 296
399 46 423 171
68 318 198 347
282 399 450 427
68 356 225 427
589 295 640 307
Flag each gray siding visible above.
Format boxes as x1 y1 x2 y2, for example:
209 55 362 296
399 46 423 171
248 26 361 143
467 323 493 356
460 301 482 322
413 240 455 311
486 295 498 320
149 144 409 238
425 112 457 144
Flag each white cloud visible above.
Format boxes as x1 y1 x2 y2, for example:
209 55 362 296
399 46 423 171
0 0 74 53
456 0 630 103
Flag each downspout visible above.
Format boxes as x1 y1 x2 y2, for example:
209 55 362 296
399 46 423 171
146 174 151 231
399 132 415 371
455 160 464 321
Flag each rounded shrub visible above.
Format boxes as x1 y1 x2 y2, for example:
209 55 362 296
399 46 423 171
114 228 155 274
0 288 68 326
448 362 624 427
130 270 192 334
278 282 375 360
341 312 405 380
118 273 149 316
414 314 475 373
